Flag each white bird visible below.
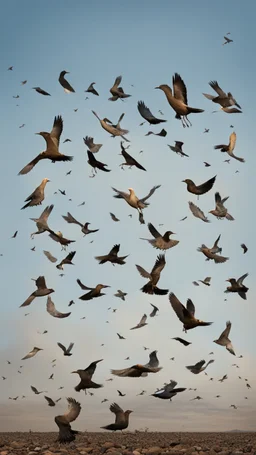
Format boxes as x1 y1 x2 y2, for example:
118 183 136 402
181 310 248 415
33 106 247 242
214 321 236 356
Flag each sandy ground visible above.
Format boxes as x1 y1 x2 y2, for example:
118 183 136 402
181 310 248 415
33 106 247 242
0 432 255 454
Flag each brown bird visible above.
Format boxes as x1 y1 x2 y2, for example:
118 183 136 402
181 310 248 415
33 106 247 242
197 238 228 263
43 251 57 263
109 76 131 101
203 81 241 110
186 359 215 374
112 185 160 222
225 273 249 300
30 204 54 238
77 279 110 301
145 128 167 137
183 175 216 196
33 87 51 96
95 244 128 265
22 347 43 360
130 314 148 330
46 296 71 318
119 142 146 171
137 101 167 124
62 212 99 236
198 277 211 286
101 403 133 431
214 132 245 162
44 396 56 407
188 202 210 223
87 150 111 176
110 212 120 222
111 362 162 378
136 254 168 295
19 116 73 175
21 178 50 209
214 321 236 355
168 141 189 157
83 136 102 153
72 359 103 393
55 397 81 443
59 71 75 93
140 223 179 250
56 251 76 270
209 192 234 220
48 230 75 249
169 292 212 332
155 73 204 127
31 386 47 395
20 276 54 307
85 82 99 96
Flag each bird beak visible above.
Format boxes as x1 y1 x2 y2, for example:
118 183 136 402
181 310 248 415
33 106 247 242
96 359 103 364
71 371 77 374
35 133 41 135
103 285 110 288
182 180 186 183
225 279 230 282
154 86 160 89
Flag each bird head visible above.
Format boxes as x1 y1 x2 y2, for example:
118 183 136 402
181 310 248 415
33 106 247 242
43 178 50 183
94 359 103 364
34 347 43 351
208 210 215 215
98 284 110 289
35 132 49 138
182 179 191 184
103 118 113 124
62 71 69 75
166 231 175 237
128 188 134 193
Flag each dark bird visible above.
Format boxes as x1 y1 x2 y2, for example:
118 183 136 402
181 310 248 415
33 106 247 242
145 128 167 137
119 142 146 171
155 73 204 127
199 277 211 286
203 81 241 110
63 139 72 143
62 212 99 236
58 189 66 196
136 254 168 295
225 273 249 300
172 337 191 347
83 136 102 153
68 300 75 307
117 333 126 340
44 396 56 407
8 66 13 70
56 251 76 270
241 243 248 254
130 314 148 330
204 162 211 167
49 374 54 379
95 244 128 265
21 178 50 209
141 223 179 250
57 342 74 356
111 362 162 378
33 87 51 96
168 141 189 157
110 213 120 222
55 397 81 443
48 230 75 248
186 359 215 374
46 296 71 318
149 303 159 317
151 380 186 400
223 35 233 45
31 386 47 395
109 76 131 101
85 82 99 96
43 250 57 263
214 321 235 355
20 276 54 307
137 101 167 124
87 150 111 176
72 359 103 393
11 230 18 238
117 390 126 397
214 132 245 162
77 279 110 301
18 115 73 175
183 175 216 196
169 293 213 332
114 290 127 301
59 71 75 93
22 347 43 360
30 204 54 238
101 403 132 431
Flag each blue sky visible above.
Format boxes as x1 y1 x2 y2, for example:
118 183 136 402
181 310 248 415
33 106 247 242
0 0 255 432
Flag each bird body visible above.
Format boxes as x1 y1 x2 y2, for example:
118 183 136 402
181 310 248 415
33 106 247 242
30 204 54 238
203 81 241 110
55 397 81 443
56 251 76 270
130 314 147 330
72 359 103 393
137 101 167 124
22 347 43 360
209 192 234 220
87 150 111 176
109 76 131 101
112 185 160 224
92 111 129 140
183 176 216 195
152 380 186 400
169 293 212 331
20 276 54 307
214 132 245 162
141 223 179 250
78 280 110 301
101 402 133 431
168 141 188 157
136 254 168 295
21 178 50 209
95 244 128 265
186 359 215 374
119 142 146 171
86 82 99 96
57 342 74 356
58 71 75 93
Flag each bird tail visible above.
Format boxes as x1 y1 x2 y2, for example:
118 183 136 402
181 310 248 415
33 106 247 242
187 107 204 114
116 255 129 264
95 255 108 264
226 213 234 221
154 286 169 295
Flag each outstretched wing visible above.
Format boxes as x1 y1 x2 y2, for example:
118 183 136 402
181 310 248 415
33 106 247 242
50 116 63 147
46 296 71 318
169 292 190 323
138 101 158 122
189 202 209 222
64 397 81 423
62 212 82 227
172 73 188 104
136 264 151 279
209 81 227 97
57 342 67 353
108 244 120 256
196 176 216 194
186 299 195 316
110 402 125 424
237 273 248 285
140 185 161 203
151 254 166 276
148 223 161 238
76 279 93 290
36 276 46 290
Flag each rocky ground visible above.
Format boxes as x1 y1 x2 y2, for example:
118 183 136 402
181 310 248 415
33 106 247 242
0 432 255 455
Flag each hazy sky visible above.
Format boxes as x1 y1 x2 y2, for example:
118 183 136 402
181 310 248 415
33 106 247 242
0 0 255 433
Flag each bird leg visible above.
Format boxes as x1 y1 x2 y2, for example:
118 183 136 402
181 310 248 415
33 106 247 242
119 164 125 170
185 115 192 127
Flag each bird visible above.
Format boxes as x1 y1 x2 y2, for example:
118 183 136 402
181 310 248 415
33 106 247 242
43 250 57 263
151 380 186 401
46 296 71 319
48 230 75 249
155 73 204 127
20 276 54 307
225 273 249 300
114 290 127 301
197 237 228 263
31 386 47 395
149 303 159 317
204 128 210 133
55 397 81 443
58 71 75 93
117 333 126 340
203 81 241 110
169 293 213 332
11 230 18 238
87 150 111 177
63 139 72 143
130 314 148 330
137 101 167 124
191 396 203 401
140 223 179 250
119 142 146 171
172 337 191 347
56 251 76 270
214 132 245 162
21 178 50 209
92 111 129 141
198 277 211 286
111 361 162 377
32 87 51 96
22 347 43 360
85 82 99 96
183 175 216 196
209 192 234 220
241 244 248 254
168 141 189 157
186 359 215 374
71 359 103 393
62 212 99 236
101 402 133 431
110 213 120 222
230 405 237 409
95 244 128 265
78 280 110 301
109 76 131 101
204 162 211 167
18 115 73 175
57 342 74 356
117 390 126 397
30 204 54 238
112 185 160 224
83 136 102 153
8 66 13 70
223 36 233 45
188 202 210 222
136 254 168 295
214 321 236 356
145 128 167 137
44 396 56 407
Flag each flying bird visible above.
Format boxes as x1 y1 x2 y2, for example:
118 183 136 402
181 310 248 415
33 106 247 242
44 396 56 407
197 236 228 263
198 277 211 286
22 347 43 360
223 36 233 45
83 136 102 153
92 111 129 141
30 204 54 238
18 115 73 175
62 212 99 236
145 128 167 137
172 337 191 347
241 244 248 254
188 202 210 222
225 273 249 300
140 223 179 250
31 386 47 395
111 360 162 377
43 250 57 263
87 150 111 176
119 142 146 171
114 290 127 301
56 251 76 270
11 231 18 238
101 402 133 431
21 178 50 209
214 321 236 356
33 87 51 96
214 132 245 162
137 101 167 124
48 230 75 249
149 303 159 317
78 280 110 301
203 81 241 111
112 185 160 224
58 71 75 93
117 390 126 397
20 276 54 307
209 192 234 220
110 213 120 222
155 73 204 127
136 254 168 295
168 141 189 157
72 359 103 393
95 244 128 265
169 293 212 332
109 76 131 101
151 380 186 400
55 397 81 443
186 359 215 374
117 333 126 340
130 314 148 330
183 175 216 196
57 342 74 356
46 296 71 318
85 82 99 96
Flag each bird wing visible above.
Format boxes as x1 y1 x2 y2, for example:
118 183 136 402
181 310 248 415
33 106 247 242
18 154 43 175
113 76 122 87
110 402 125 424
204 277 211 284
83 136 93 148
44 396 55 406
189 202 208 221
194 360 206 370
148 223 161 238
151 254 166 276
43 251 57 263
112 187 129 199
46 296 71 318
196 176 216 193
229 132 236 152
65 251 76 262
76 279 93 290
67 343 74 353
50 115 63 148
39 204 54 221
172 73 188 104
215 192 222 205
36 276 46 290
57 342 67 353
220 321 232 339
84 360 101 379
139 314 147 325
169 293 190 323
164 380 178 392
237 273 248 285
111 367 133 377
186 299 195 316
140 185 161 203
87 150 98 166
137 101 157 122
108 244 120 256
209 81 227 97
212 234 221 250
64 397 81 423
136 264 151 279
31 386 38 393
62 212 82 227
121 149 146 170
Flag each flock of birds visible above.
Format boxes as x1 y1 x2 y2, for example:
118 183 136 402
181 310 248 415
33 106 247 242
3 33 252 442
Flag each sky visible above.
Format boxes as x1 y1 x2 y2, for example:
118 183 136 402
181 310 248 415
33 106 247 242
0 0 256 433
